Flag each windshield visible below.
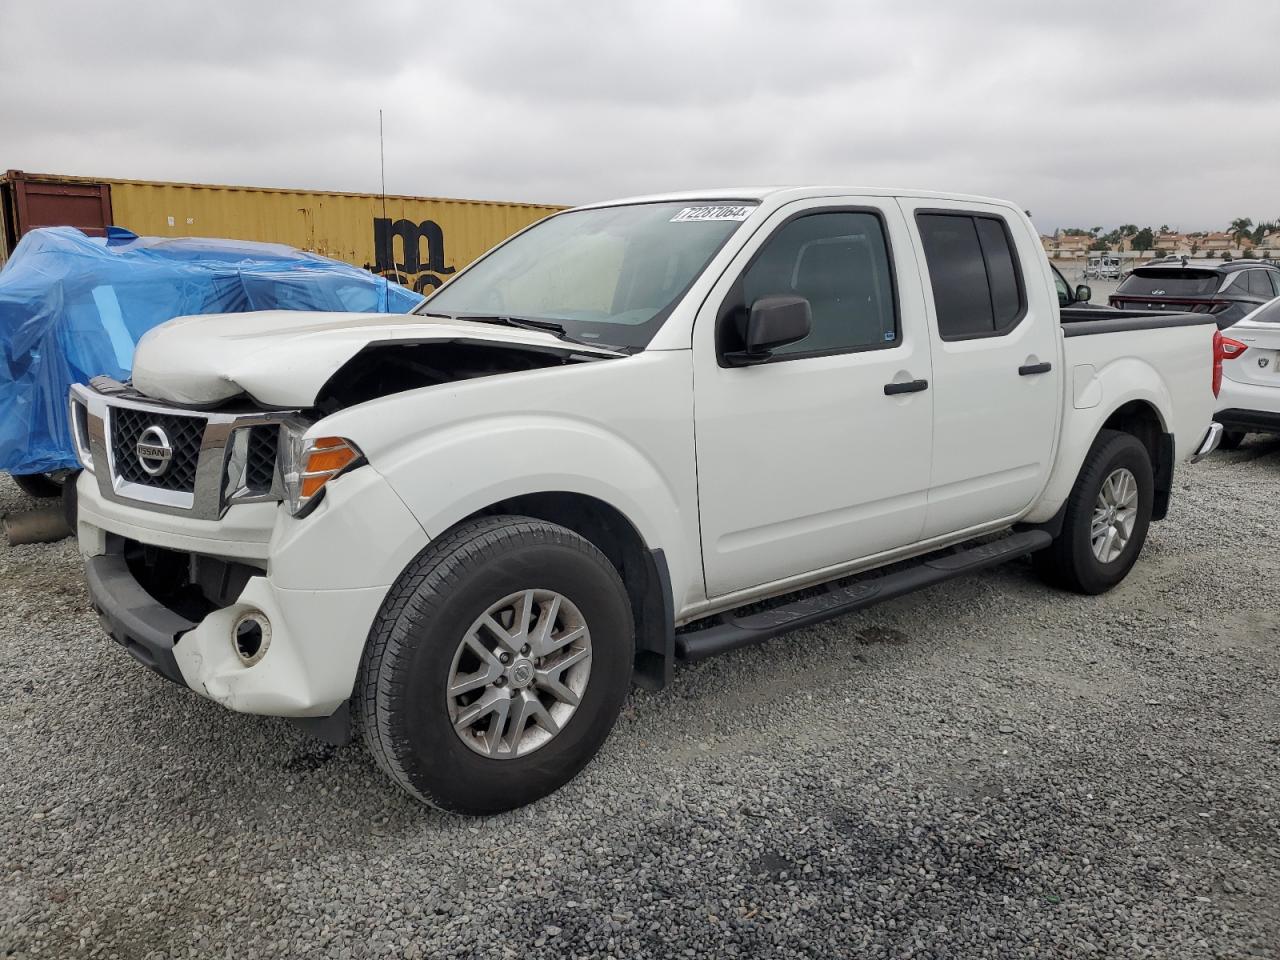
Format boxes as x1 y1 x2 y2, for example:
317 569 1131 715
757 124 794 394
1051 265 1072 306
417 201 756 349
1116 268 1220 298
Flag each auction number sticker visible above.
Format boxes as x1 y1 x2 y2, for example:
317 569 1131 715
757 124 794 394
670 205 753 223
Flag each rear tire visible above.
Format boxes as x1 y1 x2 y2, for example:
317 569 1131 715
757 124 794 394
1218 430 1246 451
355 515 634 814
1033 430 1153 595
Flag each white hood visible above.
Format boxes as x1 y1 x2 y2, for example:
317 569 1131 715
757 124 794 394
130 310 620 407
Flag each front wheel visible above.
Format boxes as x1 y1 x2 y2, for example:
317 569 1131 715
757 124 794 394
1033 429 1153 595
355 515 634 814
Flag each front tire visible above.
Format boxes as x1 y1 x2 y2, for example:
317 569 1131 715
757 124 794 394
1033 430 1153 595
355 515 634 814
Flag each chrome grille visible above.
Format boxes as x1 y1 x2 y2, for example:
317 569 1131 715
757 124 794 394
243 426 279 495
110 407 206 492
74 380 300 521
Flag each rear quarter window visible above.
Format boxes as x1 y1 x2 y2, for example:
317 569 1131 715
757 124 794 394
1246 270 1276 298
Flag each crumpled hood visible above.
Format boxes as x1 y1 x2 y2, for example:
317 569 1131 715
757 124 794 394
130 310 619 407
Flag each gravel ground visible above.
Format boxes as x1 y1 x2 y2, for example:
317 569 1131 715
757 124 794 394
2 445 1278 960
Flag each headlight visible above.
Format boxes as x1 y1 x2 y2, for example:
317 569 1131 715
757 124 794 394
280 428 363 517
69 395 94 473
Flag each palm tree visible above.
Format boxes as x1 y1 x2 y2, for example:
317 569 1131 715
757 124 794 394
1229 217 1254 244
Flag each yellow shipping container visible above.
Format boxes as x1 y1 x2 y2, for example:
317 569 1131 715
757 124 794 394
0 170 565 293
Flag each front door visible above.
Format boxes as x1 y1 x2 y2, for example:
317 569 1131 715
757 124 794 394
693 198 934 599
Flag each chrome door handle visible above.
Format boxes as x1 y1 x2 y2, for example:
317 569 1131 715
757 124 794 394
883 379 929 396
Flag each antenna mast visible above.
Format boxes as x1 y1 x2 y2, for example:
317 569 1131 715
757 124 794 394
379 108 402 284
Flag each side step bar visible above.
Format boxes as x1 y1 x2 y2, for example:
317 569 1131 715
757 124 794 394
675 530 1051 662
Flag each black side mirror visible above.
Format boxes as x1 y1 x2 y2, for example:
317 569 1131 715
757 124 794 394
1075 284 1093 303
723 296 812 366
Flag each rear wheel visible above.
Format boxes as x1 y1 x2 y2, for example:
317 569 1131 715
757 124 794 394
355 515 634 814
1034 430 1153 595
1218 430 1246 451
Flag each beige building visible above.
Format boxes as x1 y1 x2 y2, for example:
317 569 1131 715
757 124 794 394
1041 232 1094 258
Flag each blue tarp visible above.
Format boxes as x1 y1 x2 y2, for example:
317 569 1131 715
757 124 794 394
0 227 423 475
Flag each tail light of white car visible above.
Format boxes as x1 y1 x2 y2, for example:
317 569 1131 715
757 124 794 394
1213 331 1249 397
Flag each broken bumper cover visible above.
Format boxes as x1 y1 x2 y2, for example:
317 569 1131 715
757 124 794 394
82 538 392 719
77 462 432 719
86 553 192 686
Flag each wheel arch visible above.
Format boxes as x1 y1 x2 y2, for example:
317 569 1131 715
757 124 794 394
1029 379 1176 527
461 491 676 691
1099 399 1173 520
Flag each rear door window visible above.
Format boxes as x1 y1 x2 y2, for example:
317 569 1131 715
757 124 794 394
916 212 1026 339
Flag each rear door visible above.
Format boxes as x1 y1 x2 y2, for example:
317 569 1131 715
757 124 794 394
9 175 113 238
898 199 1061 539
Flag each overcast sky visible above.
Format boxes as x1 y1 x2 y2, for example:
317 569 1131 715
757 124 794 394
2 1 1277 233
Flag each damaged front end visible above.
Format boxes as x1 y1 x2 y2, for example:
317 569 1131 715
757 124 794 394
71 332 616 521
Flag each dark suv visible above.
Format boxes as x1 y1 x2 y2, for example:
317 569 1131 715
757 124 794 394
1109 258 1280 328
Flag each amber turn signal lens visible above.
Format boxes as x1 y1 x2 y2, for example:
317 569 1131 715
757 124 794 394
306 447 358 474
286 436 363 512
299 474 329 498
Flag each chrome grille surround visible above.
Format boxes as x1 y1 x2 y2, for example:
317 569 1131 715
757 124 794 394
71 380 303 520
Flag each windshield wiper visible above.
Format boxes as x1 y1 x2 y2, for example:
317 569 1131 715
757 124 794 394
455 314 570 337
428 312 630 354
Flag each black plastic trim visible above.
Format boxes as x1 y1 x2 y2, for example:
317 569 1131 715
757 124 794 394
884 379 929 395
85 553 195 687
634 548 676 691
291 702 353 746
1152 432 1175 521
1215 408 1280 434
1015 502 1067 541
675 530 1051 662
1060 311 1214 337
1019 362 1052 376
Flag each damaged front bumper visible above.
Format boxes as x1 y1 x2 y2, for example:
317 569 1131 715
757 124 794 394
76 461 432 735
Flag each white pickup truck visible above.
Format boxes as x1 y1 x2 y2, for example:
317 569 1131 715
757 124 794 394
70 188 1224 813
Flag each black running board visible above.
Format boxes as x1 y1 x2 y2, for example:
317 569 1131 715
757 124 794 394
675 531 1051 662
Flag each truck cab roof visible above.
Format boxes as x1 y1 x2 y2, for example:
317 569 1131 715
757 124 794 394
575 186 1020 211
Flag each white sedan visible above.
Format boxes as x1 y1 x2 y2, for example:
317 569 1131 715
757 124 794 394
1216 296 1280 448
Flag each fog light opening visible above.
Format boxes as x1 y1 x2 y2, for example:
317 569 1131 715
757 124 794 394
232 611 271 667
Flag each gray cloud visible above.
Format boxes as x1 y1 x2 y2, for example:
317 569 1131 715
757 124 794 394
1 0 1277 232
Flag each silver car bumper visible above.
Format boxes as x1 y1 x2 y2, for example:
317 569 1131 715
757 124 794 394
1189 422 1223 463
